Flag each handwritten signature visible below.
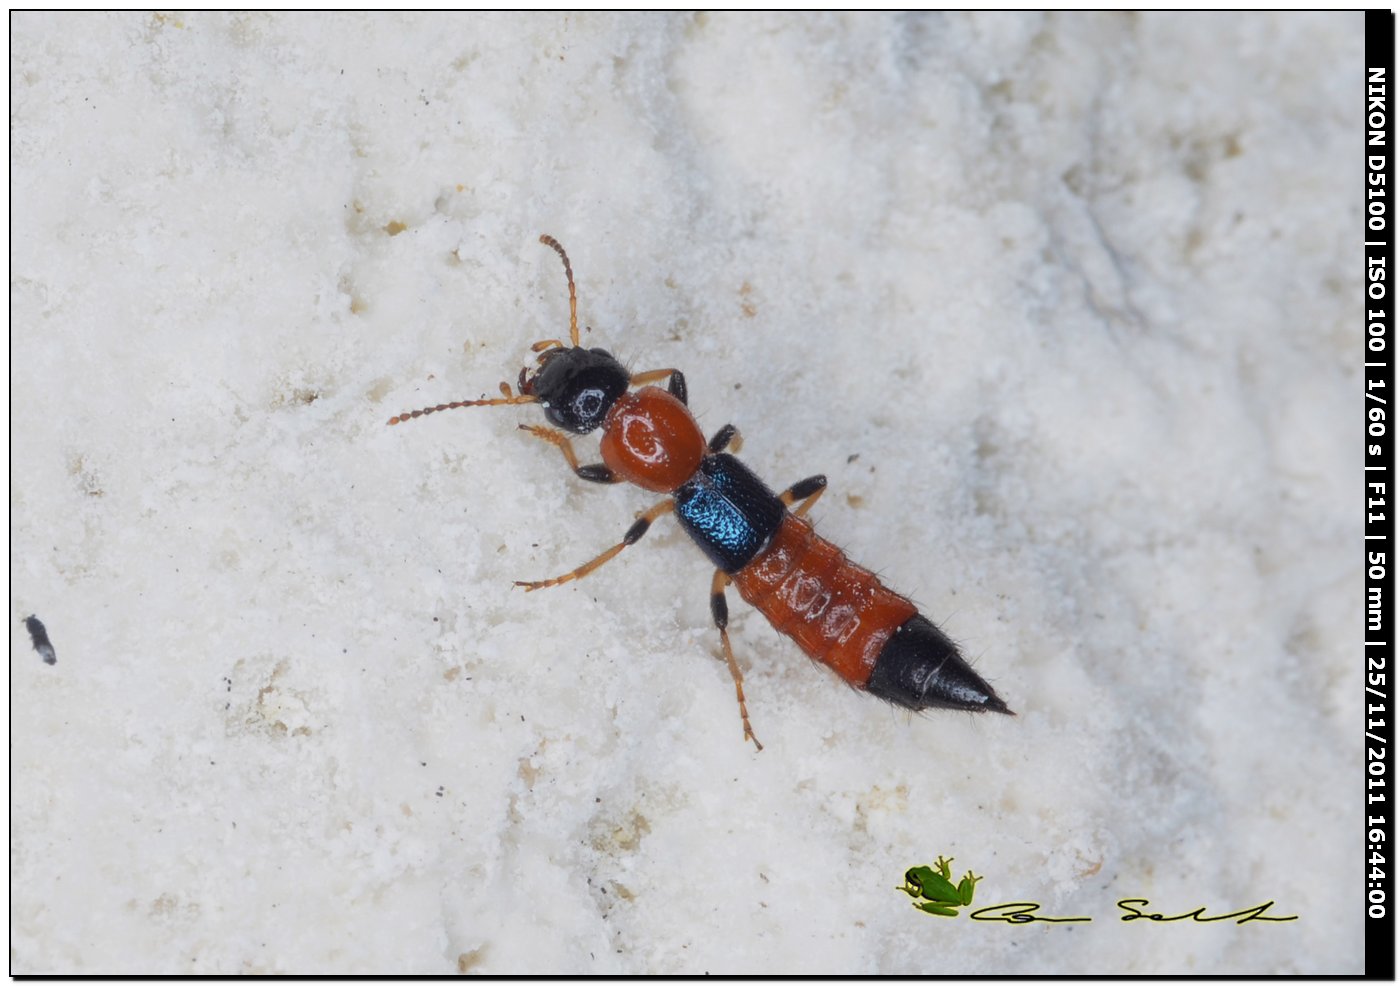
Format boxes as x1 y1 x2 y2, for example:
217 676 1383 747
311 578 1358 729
903 856 1298 926
962 899 1297 925
1115 899 1298 924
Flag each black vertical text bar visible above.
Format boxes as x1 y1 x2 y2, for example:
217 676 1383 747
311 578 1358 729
1365 9 1395 981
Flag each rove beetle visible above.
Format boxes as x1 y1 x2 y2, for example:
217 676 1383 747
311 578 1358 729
389 236 1011 750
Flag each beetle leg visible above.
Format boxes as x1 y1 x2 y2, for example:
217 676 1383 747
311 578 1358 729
515 500 674 590
779 475 828 518
706 423 743 454
517 424 620 484
710 570 762 751
629 367 687 406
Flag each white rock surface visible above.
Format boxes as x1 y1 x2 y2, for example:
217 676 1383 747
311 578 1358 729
11 12 1361 974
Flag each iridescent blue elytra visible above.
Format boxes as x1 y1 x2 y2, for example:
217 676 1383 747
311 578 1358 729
674 454 786 574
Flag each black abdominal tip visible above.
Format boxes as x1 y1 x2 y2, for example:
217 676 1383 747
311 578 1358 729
868 614 1014 717
982 693 1014 716
945 665 1013 716
938 662 1012 715
923 645 1011 715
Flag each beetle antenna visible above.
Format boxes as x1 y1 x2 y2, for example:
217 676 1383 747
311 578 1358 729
387 382 536 426
539 234 579 348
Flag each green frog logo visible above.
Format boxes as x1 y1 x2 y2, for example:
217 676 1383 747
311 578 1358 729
898 855 983 917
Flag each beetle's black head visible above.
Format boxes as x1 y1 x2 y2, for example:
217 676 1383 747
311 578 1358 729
521 346 630 434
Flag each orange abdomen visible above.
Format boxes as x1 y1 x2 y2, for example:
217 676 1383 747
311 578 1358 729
732 515 917 688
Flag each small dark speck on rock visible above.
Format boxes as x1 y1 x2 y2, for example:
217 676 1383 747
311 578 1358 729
24 615 56 665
